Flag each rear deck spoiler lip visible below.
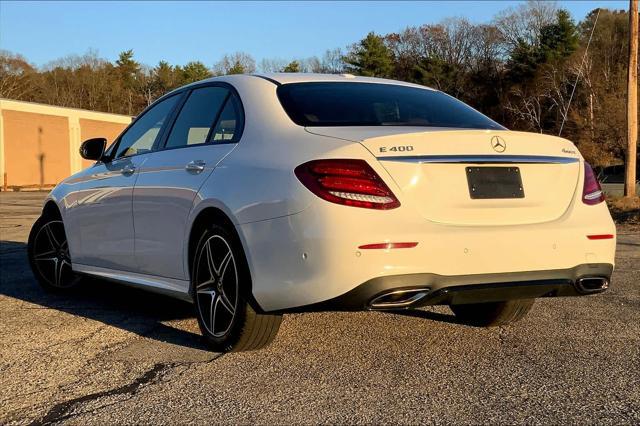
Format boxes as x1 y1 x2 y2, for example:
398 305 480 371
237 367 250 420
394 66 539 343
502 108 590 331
377 155 580 164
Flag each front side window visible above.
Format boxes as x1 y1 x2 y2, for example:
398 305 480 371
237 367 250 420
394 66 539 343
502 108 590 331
114 94 180 159
277 82 504 130
164 87 229 149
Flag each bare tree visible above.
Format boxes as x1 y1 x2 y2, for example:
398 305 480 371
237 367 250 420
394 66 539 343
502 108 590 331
259 58 288 73
470 24 506 68
438 18 476 67
306 49 345 73
505 83 548 132
385 26 424 78
212 52 256 75
494 0 559 48
0 50 35 99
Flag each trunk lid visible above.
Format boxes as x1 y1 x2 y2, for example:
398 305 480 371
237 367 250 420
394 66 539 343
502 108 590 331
306 127 582 226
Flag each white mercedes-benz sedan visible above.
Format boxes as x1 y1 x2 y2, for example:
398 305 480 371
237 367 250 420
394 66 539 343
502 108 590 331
28 73 616 352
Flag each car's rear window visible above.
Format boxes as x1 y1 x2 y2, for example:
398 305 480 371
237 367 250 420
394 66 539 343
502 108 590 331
277 82 504 130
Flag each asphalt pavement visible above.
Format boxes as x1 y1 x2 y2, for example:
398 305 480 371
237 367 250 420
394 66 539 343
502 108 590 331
1 191 639 425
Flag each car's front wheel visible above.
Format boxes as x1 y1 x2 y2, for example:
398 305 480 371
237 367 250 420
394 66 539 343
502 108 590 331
450 299 534 327
28 215 80 291
191 224 282 352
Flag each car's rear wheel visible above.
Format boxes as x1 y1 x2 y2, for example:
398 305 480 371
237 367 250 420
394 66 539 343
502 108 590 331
450 299 534 327
28 215 80 291
191 224 282 352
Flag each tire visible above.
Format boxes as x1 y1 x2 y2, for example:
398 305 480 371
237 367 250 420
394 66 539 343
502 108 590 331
450 299 534 327
28 214 80 291
191 224 282 352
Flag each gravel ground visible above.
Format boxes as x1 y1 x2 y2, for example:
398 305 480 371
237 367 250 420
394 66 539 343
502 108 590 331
1 191 639 425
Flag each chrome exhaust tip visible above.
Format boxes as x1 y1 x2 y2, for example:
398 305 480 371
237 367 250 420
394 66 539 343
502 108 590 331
369 288 430 310
574 277 609 294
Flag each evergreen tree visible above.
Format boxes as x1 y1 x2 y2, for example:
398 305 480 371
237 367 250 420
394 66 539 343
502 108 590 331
412 58 465 97
540 10 579 61
282 60 301 72
344 32 393 77
227 60 246 74
506 38 542 83
180 61 211 83
115 50 140 84
152 61 177 90
115 50 141 114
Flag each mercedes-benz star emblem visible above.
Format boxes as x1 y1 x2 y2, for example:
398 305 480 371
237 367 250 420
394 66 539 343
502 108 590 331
491 136 507 153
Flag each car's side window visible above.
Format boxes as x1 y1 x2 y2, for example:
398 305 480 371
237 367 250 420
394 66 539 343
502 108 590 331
164 87 229 149
210 93 243 144
114 94 180 159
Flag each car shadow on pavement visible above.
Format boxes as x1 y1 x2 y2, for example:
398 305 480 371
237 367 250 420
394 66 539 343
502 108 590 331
0 240 209 351
388 306 464 325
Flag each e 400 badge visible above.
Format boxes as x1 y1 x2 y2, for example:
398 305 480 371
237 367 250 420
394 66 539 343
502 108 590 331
379 146 414 153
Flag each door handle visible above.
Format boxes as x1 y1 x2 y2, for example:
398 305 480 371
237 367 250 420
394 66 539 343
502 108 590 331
122 164 136 175
185 160 206 173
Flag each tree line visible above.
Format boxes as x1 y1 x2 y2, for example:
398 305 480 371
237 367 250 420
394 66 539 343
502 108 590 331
0 1 637 167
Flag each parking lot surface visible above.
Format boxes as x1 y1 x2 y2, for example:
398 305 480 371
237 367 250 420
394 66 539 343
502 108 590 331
1 192 639 425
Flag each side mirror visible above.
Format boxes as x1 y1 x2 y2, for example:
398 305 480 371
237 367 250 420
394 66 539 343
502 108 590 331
80 138 107 161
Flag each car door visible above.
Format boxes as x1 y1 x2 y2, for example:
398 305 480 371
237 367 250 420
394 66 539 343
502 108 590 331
64 93 181 272
132 85 243 279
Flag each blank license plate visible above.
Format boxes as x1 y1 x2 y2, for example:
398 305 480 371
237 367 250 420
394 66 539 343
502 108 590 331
466 167 524 199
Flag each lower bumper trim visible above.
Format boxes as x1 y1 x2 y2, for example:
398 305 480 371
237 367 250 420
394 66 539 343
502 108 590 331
273 263 613 313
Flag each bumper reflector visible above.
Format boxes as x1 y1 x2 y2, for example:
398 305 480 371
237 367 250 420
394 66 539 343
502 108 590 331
587 234 614 240
358 242 418 250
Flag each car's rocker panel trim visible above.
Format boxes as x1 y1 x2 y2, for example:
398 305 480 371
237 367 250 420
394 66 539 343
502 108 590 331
378 155 580 164
73 263 192 302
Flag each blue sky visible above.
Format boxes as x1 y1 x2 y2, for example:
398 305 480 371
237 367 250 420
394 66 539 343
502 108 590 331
0 1 629 68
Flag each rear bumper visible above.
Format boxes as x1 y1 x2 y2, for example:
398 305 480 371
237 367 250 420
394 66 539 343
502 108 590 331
238 196 616 312
274 263 613 313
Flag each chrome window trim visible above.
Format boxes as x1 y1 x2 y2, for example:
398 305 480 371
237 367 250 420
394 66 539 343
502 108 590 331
377 155 580 164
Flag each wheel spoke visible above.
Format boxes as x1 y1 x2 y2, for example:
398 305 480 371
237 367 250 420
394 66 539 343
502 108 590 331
44 224 61 249
210 293 218 334
34 249 57 260
205 241 216 279
53 258 62 287
196 279 216 292
59 259 72 287
218 251 233 279
35 256 58 264
219 291 235 315
213 250 230 277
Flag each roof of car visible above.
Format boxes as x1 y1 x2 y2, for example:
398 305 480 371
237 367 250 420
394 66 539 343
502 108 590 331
163 73 436 100
251 73 435 90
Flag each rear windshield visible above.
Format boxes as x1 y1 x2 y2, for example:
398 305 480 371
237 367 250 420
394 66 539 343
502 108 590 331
277 82 504 130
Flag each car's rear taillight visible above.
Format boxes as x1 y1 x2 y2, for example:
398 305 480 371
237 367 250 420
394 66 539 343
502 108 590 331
295 159 400 210
582 162 605 205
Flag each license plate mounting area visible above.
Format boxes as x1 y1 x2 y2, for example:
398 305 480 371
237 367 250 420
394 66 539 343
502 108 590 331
466 166 524 199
